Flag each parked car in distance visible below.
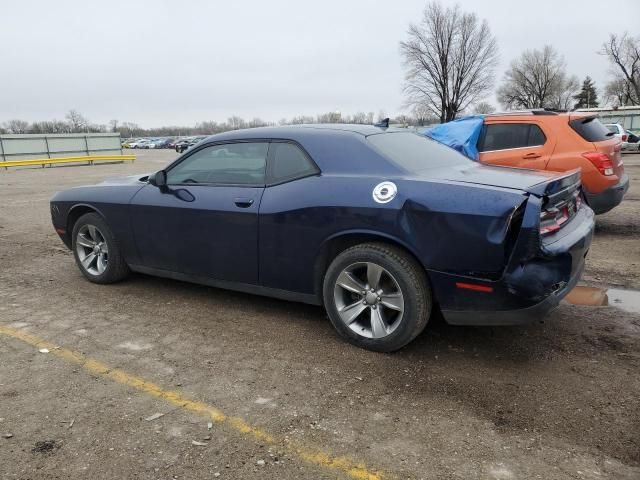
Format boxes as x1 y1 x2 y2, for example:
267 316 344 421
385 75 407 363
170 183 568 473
604 123 637 152
122 138 141 148
622 128 640 152
145 138 169 149
134 139 154 149
474 111 628 214
175 136 207 153
174 137 193 153
155 138 176 149
168 138 186 149
50 125 594 352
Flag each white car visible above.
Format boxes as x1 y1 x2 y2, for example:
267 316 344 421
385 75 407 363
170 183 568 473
132 139 153 149
605 123 638 152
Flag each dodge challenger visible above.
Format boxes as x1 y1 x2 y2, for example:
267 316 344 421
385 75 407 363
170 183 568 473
50 124 595 351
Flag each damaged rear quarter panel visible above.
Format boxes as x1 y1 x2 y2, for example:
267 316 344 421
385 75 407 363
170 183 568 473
398 179 528 276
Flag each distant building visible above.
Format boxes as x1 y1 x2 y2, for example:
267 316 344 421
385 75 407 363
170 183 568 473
575 105 640 132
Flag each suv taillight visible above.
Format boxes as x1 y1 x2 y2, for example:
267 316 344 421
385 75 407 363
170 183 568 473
540 191 581 236
582 152 614 176
622 134 628 142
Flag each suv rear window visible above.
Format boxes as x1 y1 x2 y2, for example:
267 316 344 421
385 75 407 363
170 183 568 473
570 116 612 142
367 132 472 172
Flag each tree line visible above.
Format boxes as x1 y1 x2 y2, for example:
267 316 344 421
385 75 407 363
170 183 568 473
0 110 439 137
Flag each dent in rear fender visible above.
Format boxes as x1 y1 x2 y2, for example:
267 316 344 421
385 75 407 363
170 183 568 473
398 180 528 276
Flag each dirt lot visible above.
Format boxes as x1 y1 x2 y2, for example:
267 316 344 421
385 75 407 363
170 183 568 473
1 150 639 480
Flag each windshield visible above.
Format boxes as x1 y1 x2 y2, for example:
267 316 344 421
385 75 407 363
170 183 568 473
367 131 472 173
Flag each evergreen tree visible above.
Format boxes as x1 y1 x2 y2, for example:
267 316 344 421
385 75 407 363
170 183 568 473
573 76 599 109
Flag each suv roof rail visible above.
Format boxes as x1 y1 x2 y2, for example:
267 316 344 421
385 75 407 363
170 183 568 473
484 108 563 117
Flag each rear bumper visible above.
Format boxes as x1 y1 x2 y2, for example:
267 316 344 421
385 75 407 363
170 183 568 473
442 259 584 326
439 205 594 326
583 174 629 214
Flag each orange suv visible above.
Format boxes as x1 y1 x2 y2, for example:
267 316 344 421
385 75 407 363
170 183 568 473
477 111 629 214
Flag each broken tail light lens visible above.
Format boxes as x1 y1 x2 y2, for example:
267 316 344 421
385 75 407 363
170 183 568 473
582 152 614 176
540 208 568 235
540 191 581 236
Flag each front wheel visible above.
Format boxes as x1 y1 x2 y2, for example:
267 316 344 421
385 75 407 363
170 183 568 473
72 212 130 284
323 243 432 352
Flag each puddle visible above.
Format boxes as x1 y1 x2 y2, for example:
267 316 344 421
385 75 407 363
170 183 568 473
564 285 640 314
607 288 640 314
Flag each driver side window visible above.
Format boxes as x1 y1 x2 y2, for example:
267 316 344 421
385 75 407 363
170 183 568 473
167 142 268 186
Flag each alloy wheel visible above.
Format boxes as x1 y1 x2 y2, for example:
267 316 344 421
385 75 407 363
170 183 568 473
333 262 404 339
76 224 109 276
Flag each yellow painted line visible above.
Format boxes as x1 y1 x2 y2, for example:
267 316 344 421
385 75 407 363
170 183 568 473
0 325 384 480
1 155 135 168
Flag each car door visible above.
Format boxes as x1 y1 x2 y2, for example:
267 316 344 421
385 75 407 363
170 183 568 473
129 141 269 284
258 141 322 294
478 121 554 170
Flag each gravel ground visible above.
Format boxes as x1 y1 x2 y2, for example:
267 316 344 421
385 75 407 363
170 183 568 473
0 150 639 480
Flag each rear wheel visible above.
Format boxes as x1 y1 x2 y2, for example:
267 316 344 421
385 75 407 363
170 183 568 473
323 243 431 352
72 213 129 284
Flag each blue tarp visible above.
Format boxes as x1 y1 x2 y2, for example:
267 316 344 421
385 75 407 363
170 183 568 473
422 115 485 161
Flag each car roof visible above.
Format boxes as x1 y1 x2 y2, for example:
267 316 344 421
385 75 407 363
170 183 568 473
196 124 411 176
201 124 406 142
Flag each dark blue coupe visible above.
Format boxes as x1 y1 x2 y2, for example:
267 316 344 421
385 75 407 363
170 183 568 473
51 125 594 351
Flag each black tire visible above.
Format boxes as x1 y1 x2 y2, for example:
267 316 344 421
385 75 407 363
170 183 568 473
71 212 130 284
322 242 432 352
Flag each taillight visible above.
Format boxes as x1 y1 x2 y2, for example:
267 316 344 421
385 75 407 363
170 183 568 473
540 208 569 235
582 152 614 176
622 134 628 142
540 191 580 236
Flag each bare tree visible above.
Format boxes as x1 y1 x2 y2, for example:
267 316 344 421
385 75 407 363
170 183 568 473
226 116 246 130
601 33 640 105
316 111 341 123
400 1 498 123
472 101 495 114
65 110 88 132
350 112 367 124
604 74 637 106
247 118 269 128
31 119 72 134
4 119 30 134
497 45 578 110
551 75 580 110
410 104 437 126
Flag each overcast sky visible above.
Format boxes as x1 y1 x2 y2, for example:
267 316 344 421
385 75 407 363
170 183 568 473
2 0 637 127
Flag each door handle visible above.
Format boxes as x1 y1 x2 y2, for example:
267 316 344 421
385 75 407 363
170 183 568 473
522 152 541 159
234 197 254 208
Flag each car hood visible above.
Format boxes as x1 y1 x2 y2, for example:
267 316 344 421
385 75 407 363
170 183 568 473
416 163 576 196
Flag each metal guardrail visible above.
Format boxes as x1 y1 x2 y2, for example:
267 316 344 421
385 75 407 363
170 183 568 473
1 154 136 169
0 133 133 169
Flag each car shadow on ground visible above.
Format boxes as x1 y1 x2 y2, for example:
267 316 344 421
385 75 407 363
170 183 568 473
121 270 597 364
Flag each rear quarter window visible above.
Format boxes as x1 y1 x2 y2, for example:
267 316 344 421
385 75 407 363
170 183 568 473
367 132 471 172
570 117 612 142
267 142 319 184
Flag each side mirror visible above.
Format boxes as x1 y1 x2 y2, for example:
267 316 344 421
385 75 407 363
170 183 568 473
149 170 167 187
